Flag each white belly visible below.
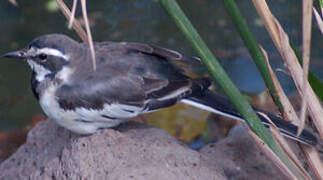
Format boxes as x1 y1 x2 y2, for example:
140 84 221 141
39 85 142 134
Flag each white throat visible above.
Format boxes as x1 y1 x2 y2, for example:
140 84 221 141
56 66 74 83
27 60 51 82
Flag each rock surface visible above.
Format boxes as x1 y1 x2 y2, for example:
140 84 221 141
0 119 225 180
200 125 295 180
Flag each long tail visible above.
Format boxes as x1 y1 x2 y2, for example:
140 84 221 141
181 89 317 146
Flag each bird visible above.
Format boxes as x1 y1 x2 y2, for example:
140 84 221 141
2 34 317 146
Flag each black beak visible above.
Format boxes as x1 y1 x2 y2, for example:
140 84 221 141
2 49 28 59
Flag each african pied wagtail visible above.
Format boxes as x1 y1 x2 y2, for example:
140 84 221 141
2 34 317 146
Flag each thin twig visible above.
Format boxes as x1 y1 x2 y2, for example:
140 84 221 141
300 144 323 179
299 0 313 136
68 0 78 29
268 125 310 180
260 46 299 125
252 0 323 139
8 0 18 6
55 0 87 42
252 1 323 178
80 0 96 70
313 8 323 34
247 128 298 180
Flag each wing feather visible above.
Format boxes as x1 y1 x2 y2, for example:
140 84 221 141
57 40 210 115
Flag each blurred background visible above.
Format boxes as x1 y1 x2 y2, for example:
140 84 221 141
0 0 322 146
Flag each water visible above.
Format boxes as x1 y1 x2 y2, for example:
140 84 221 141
0 0 322 131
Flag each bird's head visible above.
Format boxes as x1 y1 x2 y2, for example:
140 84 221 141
2 34 79 82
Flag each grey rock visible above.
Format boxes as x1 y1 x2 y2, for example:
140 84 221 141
200 125 299 180
0 119 225 180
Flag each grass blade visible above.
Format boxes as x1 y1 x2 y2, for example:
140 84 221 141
252 0 323 139
159 0 303 178
222 0 284 115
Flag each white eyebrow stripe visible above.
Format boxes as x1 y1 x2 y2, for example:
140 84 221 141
37 48 69 61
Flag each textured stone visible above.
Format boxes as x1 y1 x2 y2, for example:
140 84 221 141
0 119 225 180
200 125 302 180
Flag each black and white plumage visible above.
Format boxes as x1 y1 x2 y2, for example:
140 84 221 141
2 34 317 146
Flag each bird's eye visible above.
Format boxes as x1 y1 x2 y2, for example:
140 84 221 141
38 54 47 61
